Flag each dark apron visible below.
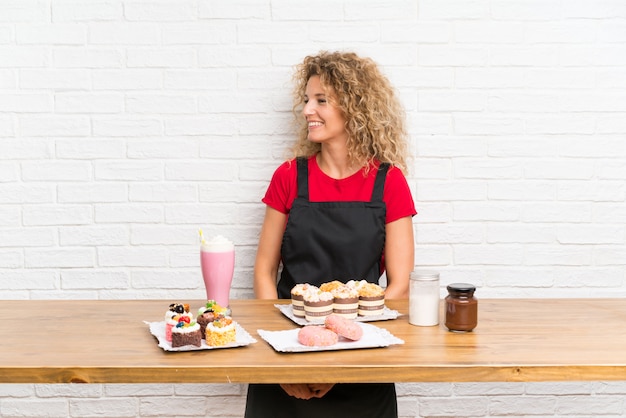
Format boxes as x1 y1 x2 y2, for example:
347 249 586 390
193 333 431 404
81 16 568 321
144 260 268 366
246 157 397 418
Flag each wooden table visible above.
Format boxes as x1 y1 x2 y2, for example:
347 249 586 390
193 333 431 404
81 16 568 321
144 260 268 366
2 299 626 384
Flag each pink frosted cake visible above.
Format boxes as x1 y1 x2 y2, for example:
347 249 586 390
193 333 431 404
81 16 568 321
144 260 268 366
164 303 193 342
303 290 334 323
298 325 338 347
325 314 363 341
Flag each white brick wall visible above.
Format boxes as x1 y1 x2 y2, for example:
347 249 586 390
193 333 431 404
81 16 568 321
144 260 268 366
1 0 625 416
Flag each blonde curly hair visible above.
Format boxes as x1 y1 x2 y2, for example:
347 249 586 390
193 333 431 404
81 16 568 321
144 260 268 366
289 50 409 174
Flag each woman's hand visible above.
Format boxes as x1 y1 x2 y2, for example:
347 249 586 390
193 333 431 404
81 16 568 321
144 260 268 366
279 383 335 399
307 383 335 398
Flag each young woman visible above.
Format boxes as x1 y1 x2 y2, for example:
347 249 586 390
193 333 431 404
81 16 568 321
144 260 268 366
245 51 416 418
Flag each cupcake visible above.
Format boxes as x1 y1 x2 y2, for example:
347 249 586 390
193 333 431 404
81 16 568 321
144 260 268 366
331 284 359 320
291 284 316 318
304 290 334 323
171 319 202 348
356 282 385 317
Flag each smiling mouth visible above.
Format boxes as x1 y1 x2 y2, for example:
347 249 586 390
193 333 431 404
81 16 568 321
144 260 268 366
308 122 323 128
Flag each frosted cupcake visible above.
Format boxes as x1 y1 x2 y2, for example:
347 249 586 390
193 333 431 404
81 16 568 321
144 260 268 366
331 284 359 320
291 284 316 318
356 282 385 317
304 290 334 323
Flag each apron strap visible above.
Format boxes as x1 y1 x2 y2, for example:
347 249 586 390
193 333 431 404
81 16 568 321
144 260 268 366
296 157 309 199
371 163 389 202
298 157 389 203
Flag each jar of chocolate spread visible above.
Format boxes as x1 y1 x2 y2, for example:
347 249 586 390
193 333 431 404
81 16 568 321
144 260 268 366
445 283 477 332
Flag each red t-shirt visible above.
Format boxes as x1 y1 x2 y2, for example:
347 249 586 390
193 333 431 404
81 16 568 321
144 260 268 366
262 156 417 223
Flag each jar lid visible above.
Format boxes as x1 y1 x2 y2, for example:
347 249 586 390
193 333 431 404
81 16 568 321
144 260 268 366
410 270 439 281
446 283 476 292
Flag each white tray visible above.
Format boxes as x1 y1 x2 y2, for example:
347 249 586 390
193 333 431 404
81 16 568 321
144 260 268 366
257 322 404 353
145 321 257 352
275 303 400 326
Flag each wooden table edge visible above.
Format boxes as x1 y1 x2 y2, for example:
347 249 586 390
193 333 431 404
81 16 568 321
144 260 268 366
3 365 626 384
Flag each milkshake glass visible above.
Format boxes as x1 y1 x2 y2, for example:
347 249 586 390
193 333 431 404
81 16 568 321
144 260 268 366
200 234 235 308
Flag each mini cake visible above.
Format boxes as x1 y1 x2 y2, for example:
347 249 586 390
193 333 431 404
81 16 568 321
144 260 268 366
197 300 227 335
205 316 237 347
346 279 368 291
319 280 344 293
290 284 316 318
325 314 363 341
164 303 193 342
357 282 385 316
331 284 359 320
303 290 334 323
298 325 338 347
171 319 202 348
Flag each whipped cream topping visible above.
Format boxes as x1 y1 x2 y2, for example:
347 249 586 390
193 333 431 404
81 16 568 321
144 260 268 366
172 322 200 333
200 235 234 252
304 290 333 303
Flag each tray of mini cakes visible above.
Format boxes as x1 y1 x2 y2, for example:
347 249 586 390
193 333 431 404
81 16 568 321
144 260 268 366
276 280 401 326
145 301 257 352
259 281 404 353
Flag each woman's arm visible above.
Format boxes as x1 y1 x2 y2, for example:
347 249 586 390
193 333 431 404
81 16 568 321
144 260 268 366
383 216 414 299
256 206 329 398
253 206 287 299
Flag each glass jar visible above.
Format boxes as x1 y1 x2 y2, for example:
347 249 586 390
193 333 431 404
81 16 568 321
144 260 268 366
445 283 477 332
409 270 440 326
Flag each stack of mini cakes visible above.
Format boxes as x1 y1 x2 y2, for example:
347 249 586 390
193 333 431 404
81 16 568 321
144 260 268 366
291 280 385 322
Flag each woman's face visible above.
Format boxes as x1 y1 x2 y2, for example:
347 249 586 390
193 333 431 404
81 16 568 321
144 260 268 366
302 75 347 145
